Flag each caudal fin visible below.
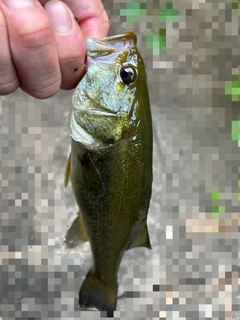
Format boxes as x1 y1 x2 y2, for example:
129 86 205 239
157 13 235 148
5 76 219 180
79 271 118 311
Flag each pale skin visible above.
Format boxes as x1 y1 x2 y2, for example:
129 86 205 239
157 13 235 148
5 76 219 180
0 0 109 98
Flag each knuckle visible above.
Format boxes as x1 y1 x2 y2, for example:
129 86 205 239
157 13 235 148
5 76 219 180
3 6 54 49
60 54 82 66
25 77 62 99
17 27 53 49
0 78 19 96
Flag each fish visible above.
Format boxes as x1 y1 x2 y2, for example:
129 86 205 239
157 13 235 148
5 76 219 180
64 32 153 311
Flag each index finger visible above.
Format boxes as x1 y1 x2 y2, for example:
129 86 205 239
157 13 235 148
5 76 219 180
41 0 109 39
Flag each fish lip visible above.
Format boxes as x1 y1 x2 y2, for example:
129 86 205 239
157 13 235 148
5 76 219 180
86 32 137 58
93 32 137 46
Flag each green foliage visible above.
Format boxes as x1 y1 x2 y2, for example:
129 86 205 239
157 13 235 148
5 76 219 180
211 206 225 219
238 180 240 202
159 2 180 22
211 180 240 219
231 2 239 9
120 1 179 55
231 120 240 147
146 29 166 55
211 188 225 219
120 2 147 23
211 191 219 201
225 76 240 101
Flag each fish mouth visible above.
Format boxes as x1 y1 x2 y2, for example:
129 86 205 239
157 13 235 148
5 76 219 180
86 32 137 63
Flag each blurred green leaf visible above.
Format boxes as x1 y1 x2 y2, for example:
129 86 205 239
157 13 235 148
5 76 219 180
146 29 166 55
238 180 240 202
225 76 240 101
218 206 225 213
211 191 219 201
231 120 240 147
160 2 180 23
231 2 239 9
120 2 147 23
211 210 219 219
211 206 225 219
211 188 225 219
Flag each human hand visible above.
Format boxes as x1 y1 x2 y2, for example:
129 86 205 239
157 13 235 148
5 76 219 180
0 0 109 98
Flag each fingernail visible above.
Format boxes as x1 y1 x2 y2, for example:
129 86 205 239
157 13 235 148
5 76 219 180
45 0 73 34
2 0 36 8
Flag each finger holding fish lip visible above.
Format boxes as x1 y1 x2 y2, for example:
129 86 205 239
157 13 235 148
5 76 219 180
41 0 109 39
45 0 86 90
0 0 108 98
58 0 110 39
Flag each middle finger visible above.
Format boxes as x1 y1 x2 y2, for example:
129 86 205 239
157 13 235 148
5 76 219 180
1 0 61 98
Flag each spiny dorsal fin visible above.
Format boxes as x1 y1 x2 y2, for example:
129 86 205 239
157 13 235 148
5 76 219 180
64 153 71 187
128 222 152 250
64 213 89 248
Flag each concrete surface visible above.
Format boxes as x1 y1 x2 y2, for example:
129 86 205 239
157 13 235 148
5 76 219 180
0 0 239 319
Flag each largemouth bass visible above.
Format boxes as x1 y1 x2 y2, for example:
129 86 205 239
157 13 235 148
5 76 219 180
64 32 153 311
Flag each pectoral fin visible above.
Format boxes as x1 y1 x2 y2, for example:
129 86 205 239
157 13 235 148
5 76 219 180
64 153 71 187
64 213 89 248
127 222 152 250
78 151 105 199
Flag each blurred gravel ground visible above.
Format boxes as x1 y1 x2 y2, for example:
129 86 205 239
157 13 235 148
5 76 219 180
0 0 239 319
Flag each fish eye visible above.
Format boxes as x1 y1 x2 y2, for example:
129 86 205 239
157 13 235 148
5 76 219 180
119 66 136 84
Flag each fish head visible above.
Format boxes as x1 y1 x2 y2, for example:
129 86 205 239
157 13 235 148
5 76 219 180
71 32 150 149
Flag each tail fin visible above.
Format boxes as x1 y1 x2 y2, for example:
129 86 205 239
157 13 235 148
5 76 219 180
79 270 118 311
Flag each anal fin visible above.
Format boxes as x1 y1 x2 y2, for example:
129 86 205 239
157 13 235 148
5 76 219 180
64 213 89 248
64 153 71 187
127 222 152 250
